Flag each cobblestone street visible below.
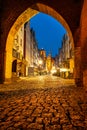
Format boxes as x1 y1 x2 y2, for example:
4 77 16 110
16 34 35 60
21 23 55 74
0 76 87 130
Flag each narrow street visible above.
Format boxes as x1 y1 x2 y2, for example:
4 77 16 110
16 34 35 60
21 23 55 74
0 75 87 130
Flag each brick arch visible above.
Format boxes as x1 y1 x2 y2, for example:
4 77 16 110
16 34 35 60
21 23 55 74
5 3 74 81
6 3 74 51
0 0 84 83
1 0 83 51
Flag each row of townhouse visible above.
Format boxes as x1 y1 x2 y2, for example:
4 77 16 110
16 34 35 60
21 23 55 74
12 21 40 78
55 33 74 78
39 49 57 75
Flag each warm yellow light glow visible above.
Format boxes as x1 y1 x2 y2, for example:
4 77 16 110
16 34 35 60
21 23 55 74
51 66 57 74
51 69 57 74
38 60 43 65
60 68 70 72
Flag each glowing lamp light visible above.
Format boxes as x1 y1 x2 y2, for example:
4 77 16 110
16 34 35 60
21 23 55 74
60 68 70 72
51 66 57 74
38 60 43 65
51 69 57 74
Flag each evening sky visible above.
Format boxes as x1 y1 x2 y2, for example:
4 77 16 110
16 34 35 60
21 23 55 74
30 12 66 57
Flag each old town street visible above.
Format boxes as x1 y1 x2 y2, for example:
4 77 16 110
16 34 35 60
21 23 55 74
0 75 87 130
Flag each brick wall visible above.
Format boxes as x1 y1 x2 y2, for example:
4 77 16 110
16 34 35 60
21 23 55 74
80 0 87 89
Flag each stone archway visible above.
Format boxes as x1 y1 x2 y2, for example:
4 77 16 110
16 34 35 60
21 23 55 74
5 3 74 82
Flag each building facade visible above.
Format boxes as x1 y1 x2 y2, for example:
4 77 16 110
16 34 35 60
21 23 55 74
24 23 40 76
12 21 40 77
58 33 74 78
12 25 25 77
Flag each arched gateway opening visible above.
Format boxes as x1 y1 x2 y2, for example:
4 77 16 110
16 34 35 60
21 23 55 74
5 3 74 82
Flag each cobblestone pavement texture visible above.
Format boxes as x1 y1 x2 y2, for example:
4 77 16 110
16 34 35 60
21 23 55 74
0 76 87 130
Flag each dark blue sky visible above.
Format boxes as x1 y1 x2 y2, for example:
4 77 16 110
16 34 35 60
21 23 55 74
30 12 66 57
